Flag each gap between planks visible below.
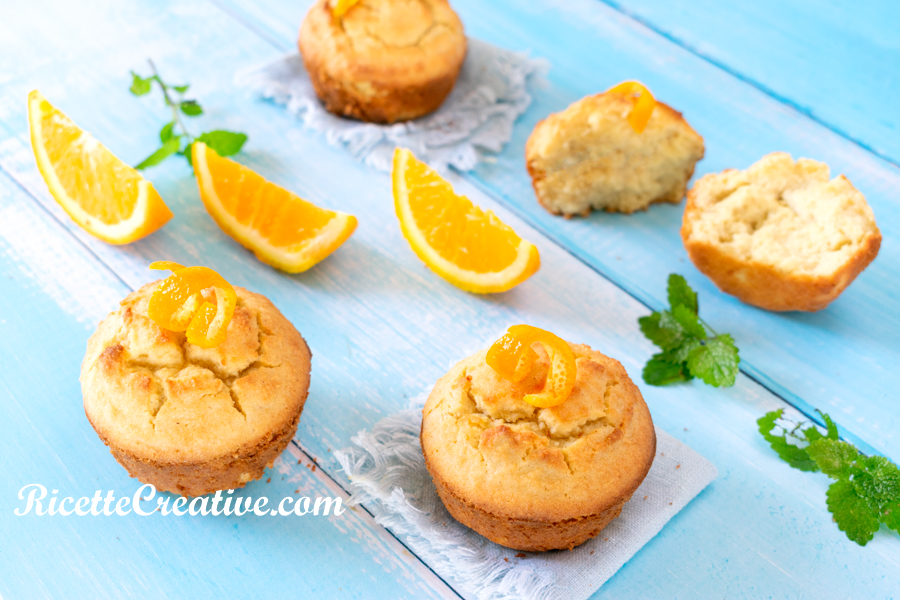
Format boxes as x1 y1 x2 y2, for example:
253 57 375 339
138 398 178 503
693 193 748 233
0 161 134 292
0 2 882 577
0 156 464 599
0 2 887 593
285 440 466 600
459 172 882 459
200 0 887 457
596 0 900 171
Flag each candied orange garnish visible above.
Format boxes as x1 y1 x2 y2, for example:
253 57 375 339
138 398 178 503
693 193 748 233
147 262 237 349
486 325 576 408
607 81 656 133
332 0 361 18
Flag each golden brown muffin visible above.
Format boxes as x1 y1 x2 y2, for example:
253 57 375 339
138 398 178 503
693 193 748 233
421 343 656 551
526 91 705 216
682 152 881 312
299 0 467 124
80 282 311 496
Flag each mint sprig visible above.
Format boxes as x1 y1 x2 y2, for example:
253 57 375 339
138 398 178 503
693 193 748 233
638 274 739 387
759 409 900 546
129 60 247 169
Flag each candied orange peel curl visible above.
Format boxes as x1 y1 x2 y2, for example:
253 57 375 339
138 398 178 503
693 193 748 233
332 0 362 18
486 325 576 408
606 81 656 134
147 261 237 349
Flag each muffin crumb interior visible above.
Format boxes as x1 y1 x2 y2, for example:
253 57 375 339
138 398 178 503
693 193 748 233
685 153 878 276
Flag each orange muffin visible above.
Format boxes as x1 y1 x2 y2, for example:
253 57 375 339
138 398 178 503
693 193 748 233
299 0 467 123
81 282 311 496
421 342 656 551
682 152 881 311
526 90 704 216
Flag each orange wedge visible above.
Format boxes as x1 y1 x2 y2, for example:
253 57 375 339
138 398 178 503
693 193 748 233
192 142 357 273
28 90 173 244
392 148 540 293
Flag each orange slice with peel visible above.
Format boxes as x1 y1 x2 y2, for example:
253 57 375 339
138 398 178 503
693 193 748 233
27 90 173 244
486 325 576 408
192 142 357 274
392 148 540 293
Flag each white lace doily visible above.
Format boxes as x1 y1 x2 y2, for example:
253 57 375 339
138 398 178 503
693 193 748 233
335 391 718 600
235 38 548 172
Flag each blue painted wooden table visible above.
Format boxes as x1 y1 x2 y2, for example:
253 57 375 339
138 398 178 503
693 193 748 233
1 0 898 598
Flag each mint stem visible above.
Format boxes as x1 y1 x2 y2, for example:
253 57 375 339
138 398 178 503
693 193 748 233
147 59 193 144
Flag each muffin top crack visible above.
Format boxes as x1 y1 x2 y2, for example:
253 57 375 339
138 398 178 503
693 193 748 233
421 343 656 520
81 281 311 463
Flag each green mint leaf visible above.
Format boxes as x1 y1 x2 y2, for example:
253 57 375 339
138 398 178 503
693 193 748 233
807 439 858 479
642 354 691 386
667 274 698 314
180 100 203 116
639 273 740 389
823 412 840 440
759 409 900 543
826 479 880 546
672 303 707 339
757 410 819 472
803 427 825 443
159 121 177 143
685 334 739 387
664 337 702 364
853 456 900 530
880 503 900 533
135 138 181 170
803 413 842 444
196 130 247 157
130 71 152 96
172 84 190 94
639 311 685 351
638 312 664 346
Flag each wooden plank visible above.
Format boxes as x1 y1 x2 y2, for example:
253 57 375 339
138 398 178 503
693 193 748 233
1 0 899 596
0 170 455 600
601 0 900 167
457 0 900 461
206 0 900 461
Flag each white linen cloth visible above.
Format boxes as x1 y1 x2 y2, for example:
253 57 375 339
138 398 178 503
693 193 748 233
335 392 718 600
235 38 547 172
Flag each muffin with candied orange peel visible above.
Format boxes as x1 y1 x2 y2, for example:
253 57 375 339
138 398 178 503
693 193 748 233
81 262 311 496
526 81 704 216
421 325 656 551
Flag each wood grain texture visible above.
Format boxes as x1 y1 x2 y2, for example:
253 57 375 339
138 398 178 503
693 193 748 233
0 170 456 600
456 0 899 461
602 0 900 167
209 0 900 459
1 0 899 598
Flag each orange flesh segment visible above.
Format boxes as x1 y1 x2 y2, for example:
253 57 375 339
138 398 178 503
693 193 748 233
486 325 577 408
401 154 520 273
148 262 237 348
204 151 335 247
38 102 142 224
194 142 357 274
28 90 172 245
607 81 656 133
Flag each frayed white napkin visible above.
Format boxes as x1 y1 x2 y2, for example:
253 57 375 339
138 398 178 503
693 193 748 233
235 38 548 172
335 392 718 600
